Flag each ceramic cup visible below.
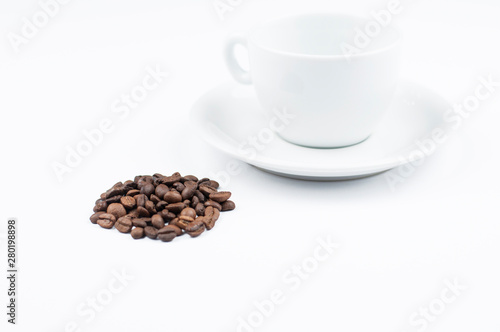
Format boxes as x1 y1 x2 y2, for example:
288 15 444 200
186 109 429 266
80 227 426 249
224 13 400 148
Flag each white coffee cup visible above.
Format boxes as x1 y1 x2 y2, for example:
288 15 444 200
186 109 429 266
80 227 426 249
224 13 400 148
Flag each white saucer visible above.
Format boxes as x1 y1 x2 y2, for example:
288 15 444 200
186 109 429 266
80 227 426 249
190 81 451 180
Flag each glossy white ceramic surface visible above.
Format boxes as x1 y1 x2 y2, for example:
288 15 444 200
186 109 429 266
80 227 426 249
224 13 401 148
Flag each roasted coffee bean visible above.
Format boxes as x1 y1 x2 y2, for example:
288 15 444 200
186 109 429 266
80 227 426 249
156 201 168 210
132 218 148 228
116 217 133 233
200 215 215 230
159 225 183 237
184 180 198 188
163 191 183 203
149 194 161 205
105 185 128 199
195 203 205 216
140 183 155 196
151 214 165 229
124 180 136 188
221 200 236 211
185 219 204 232
131 227 145 239
135 194 148 207
186 221 205 237
209 191 231 203
173 182 185 192
203 208 219 231
155 184 170 200
160 209 176 221
157 226 180 242
126 189 140 197
179 215 195 223
105 195 122 204
164 202 185 214
199 184 217 197
160 172 182 185
110 184 128 194
207 180 220 189
181 181 197 200
100 193 107 200
203 207 219 230
153 178 163 186
170 218 188 230
136 182 147 191
136 179 148 189
90 211 105 224
181 187 196 201
180 207 197 219
136 206 150 217
195 190 206 203
152 174 165 185
191 195 200 208
214 214 221 227
145 201 156 215
158 231 176 242
98 213 117 223
120 196 136 210
143 176 154 183
212 207 220 222
198 178 210 184
208 214 219 230
125 184 137 193
94 200 108 212
205 200 222 211
153 173 165 180
144 226 158 239
182 175 199 182
107 203 127 219
205 206 220 223
127 209 140 218
97 213 116 229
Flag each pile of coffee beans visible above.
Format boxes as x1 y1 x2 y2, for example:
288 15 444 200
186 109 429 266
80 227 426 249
90 173 235 242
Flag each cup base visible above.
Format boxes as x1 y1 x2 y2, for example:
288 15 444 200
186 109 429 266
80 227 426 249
276 133 371 149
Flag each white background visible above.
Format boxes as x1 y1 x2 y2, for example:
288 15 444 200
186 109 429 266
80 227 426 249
1 0 499 331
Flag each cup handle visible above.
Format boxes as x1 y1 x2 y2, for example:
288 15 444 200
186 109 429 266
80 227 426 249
224 34 252 85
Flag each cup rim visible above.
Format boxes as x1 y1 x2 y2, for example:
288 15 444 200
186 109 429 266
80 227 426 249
247 12 401 60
